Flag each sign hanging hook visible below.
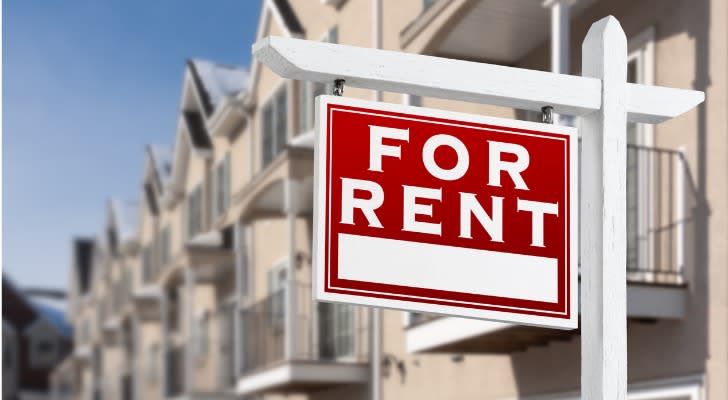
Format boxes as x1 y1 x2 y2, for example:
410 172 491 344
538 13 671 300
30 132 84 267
333 79 345 96
541 106 554 124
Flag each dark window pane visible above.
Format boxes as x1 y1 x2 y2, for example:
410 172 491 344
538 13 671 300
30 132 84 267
275 88 288 156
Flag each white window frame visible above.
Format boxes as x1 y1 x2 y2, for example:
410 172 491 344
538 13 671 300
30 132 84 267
267 258 288 329
212 153 231 221
316 301 356 361
261 85 288 169
187 184 203 239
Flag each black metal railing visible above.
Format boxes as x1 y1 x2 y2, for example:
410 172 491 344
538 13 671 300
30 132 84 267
240 289 285 374
240 283 369 375
625 144 694 285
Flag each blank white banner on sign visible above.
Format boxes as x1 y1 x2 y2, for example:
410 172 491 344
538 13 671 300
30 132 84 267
337 234 559 303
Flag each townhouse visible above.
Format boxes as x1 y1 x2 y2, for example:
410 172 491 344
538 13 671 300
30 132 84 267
52 0 727 399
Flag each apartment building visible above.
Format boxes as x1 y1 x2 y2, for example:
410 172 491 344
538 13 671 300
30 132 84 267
52 0 727 399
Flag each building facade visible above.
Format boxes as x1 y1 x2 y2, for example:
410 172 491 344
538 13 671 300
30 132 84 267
52 0 727 399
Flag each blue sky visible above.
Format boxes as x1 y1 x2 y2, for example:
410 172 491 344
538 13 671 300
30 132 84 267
3 0 261 290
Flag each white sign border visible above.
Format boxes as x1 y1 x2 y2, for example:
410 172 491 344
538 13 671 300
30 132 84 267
312 95 579 330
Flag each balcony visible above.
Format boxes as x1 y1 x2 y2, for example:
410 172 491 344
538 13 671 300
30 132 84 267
400 0 596 64
234 147 313 224
131 285 162 323
186 226 235 283
407 145 694 354
101 316 121 346
236 284 369 396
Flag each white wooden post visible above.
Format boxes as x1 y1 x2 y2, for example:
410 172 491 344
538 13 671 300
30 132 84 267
284 179 298 360
580 17 628 400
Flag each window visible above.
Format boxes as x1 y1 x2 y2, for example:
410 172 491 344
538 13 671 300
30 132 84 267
299 81 327 133
217 153 230 214
208 166 216 227
113 280 122 312
299 27 338 133
211 154 231 221
147 343 159 383
318 303 354 359
187 185 203 238
159 227 170 267
195 311 210 359
123 268 132 305
30 335 58 368
142 246 153 283
261 87 288 168
266 264 287 328
3 330 15 369
37 340 54 353
625 28 655 277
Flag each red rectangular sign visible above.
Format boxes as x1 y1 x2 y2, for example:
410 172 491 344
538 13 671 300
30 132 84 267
313 96 578 329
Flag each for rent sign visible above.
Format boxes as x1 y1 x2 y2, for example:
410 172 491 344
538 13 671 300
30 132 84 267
313 96 578 329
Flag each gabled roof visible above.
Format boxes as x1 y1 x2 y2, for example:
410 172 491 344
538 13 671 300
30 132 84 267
270 0 305 37
109 199 139 246
188 59 248 117
142 144 172 215
148 144 173 188
243 0 305 106
72 238 95 295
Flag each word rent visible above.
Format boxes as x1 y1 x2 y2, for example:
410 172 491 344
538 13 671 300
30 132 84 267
342 126 558 248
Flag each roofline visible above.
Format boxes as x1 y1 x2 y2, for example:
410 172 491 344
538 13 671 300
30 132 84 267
187 60 215 117
2 275 69 338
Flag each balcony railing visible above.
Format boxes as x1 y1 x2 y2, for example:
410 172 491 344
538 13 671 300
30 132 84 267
240 289 285 373
240 283 369 375
625 144 694 286
406 144 695 329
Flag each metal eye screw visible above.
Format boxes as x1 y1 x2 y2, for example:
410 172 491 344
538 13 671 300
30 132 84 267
333 79 345 96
